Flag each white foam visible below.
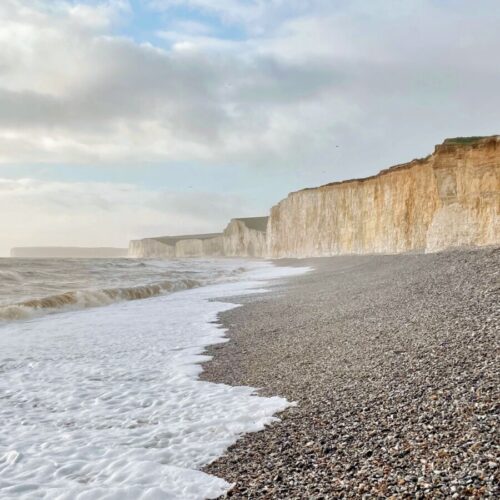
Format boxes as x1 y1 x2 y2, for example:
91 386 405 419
0 261 309 499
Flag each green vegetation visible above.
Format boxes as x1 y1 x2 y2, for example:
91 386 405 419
443 136 487 145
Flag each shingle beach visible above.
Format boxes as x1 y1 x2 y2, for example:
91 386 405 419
202 248 499 498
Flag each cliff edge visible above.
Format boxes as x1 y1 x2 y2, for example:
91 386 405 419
128 136 498 259
267 136 499 257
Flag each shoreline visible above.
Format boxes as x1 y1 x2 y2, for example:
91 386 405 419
0 260 305 499
201 248 499 498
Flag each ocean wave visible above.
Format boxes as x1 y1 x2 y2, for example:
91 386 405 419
0 278 201 322
0 270 23 282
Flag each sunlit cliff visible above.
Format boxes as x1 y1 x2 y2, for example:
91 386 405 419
127 136 499 259
267 136 499 257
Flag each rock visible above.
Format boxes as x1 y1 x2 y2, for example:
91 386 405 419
267 136 500 257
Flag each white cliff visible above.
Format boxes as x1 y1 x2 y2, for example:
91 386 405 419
267 136 499 257
128 136 499 260
128 218 268 259
223 217 268 257
128 239 175 258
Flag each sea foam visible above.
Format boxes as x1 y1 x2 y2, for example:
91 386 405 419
0 261 308 499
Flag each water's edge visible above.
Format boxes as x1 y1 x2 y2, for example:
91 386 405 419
0 261 309 499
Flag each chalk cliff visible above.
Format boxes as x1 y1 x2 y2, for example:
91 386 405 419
128 233 222 258
128 218 268 258
267 136 499 257
128 239 175 258
223 217 268 257
128 136 498 259
175 234 224 257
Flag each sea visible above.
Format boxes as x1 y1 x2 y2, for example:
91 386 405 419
0 257 308 499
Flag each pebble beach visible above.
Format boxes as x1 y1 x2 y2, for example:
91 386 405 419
202 247 499 498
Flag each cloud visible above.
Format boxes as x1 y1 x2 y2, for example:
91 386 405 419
0 0 498 174
0 1 343 167
0 177 251 256
1 0 498 252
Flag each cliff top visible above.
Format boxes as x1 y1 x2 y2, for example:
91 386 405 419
298 135 499 194
232 217 269 232
443 136 489 145
153 233 222 246
144 217 269 246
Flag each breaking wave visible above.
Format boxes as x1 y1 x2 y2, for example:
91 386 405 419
0 279 201 322
0 270 23 282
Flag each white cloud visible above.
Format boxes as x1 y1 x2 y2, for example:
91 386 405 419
0 0 498 250
68 0 129 29
0 0 498 173
0 1 344 167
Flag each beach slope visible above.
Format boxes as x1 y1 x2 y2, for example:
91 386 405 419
203 247 499 498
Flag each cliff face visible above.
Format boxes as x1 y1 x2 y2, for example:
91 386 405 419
128 219 268 258
128 234 222 258
128 239 175 258
267 136 499 257
175 236 224 257
128 136 498 260
223 217 268 257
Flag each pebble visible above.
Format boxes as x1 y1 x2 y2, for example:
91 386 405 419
202 248 500 498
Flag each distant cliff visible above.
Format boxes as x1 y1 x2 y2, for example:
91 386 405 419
127 239 176 258
267 136 499 257
128 218 268 258
223 217 268 257
128 136 498 259
10 247 128 258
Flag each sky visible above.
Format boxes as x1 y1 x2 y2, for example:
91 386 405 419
0 0 499 256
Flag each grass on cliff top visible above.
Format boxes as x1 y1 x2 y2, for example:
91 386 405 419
443 136 488 144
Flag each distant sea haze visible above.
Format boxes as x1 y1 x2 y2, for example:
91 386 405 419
10 247 128 258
